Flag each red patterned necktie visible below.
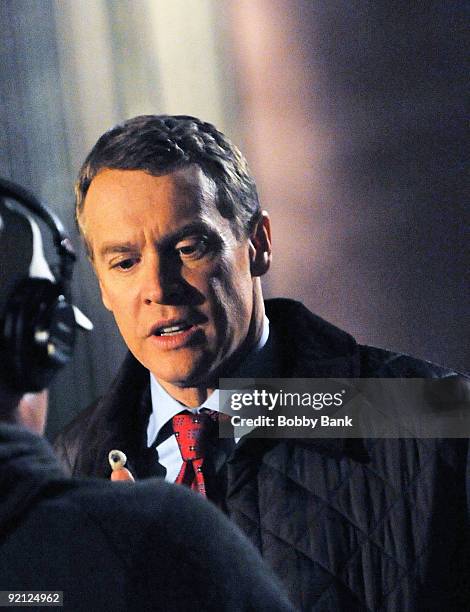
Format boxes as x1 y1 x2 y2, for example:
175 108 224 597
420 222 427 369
172 411 216 496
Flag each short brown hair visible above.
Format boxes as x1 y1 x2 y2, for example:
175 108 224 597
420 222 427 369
76 115 260 256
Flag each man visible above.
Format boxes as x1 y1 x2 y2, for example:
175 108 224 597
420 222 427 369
0 181 293 612
55 115 470 610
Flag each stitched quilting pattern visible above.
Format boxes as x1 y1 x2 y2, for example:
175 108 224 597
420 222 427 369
227 438 468 610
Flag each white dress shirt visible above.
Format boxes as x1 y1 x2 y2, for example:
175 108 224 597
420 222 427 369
147 316 271 482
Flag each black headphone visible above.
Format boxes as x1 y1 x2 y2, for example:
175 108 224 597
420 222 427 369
0 177 83 393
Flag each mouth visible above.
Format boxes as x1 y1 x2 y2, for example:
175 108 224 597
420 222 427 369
147 317 204 350
152 321 194 337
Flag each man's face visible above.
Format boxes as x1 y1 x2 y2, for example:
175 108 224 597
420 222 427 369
82 166 269 391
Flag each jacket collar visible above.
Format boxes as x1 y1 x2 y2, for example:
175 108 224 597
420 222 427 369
75 352 153 478
265 298 360 378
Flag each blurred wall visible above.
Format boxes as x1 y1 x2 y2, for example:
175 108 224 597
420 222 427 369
0 1 467 439
228 0 468 371
0 0 237 438
0 0 94 440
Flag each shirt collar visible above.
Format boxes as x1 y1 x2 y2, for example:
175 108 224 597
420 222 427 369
148 315 270 446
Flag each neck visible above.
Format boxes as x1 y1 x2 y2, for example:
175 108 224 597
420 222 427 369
156 382 215 408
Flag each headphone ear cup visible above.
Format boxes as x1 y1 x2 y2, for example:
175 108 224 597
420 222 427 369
2 278 76 392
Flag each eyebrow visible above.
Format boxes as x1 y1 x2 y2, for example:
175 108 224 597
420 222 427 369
99 242 137 259
98 221 216 260
161 221 215 248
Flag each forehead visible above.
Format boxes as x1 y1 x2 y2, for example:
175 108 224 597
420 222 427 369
84 165 215 221
82 166 228 252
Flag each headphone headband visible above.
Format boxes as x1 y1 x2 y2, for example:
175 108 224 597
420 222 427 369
0 177 90 393
0 178 76 292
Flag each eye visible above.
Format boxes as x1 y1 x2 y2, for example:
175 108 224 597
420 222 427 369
110 256 140 271
175 237 209 260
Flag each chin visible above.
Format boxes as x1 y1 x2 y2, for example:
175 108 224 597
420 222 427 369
146 354 215 388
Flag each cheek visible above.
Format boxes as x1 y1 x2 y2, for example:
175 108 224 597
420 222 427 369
206 255 253 333
99 274 138 314
100 282 140 335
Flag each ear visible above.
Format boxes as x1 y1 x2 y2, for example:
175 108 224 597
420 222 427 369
98 279 113 312
249 211 272 277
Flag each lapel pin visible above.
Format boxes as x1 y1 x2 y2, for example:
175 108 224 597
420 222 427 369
108 449 135 482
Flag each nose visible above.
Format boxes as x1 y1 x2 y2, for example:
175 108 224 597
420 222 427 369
142 252 182 305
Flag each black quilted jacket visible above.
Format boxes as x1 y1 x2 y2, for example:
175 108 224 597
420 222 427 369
54 299 470 611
